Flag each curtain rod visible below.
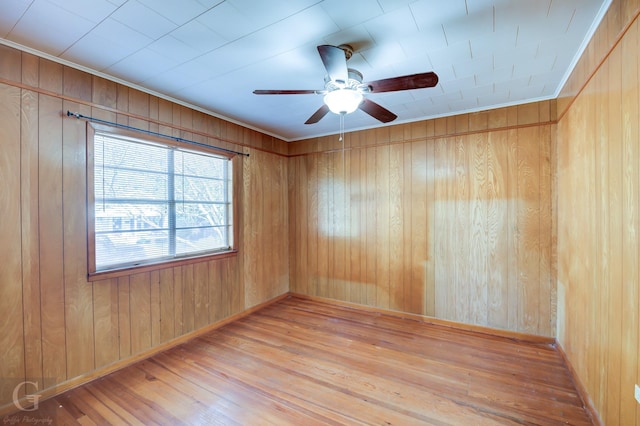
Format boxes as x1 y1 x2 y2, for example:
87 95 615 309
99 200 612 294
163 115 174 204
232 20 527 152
66 111 249 157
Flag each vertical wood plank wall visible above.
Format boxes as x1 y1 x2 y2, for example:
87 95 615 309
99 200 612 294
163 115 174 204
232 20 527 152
288 102 556 337
556 0 640 424
0 45 289 412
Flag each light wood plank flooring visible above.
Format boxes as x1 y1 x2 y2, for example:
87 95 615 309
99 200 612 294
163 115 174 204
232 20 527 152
4 296 593 425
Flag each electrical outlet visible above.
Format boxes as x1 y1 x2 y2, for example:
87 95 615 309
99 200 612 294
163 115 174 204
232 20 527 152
635 384 640 404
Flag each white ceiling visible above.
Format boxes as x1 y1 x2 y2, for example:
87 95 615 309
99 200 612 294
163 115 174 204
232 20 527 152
0 0 610 141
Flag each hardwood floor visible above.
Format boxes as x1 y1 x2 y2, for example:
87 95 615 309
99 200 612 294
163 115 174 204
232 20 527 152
4 296 593 425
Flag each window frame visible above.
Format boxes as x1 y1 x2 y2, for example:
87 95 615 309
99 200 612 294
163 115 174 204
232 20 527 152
86 123 239 281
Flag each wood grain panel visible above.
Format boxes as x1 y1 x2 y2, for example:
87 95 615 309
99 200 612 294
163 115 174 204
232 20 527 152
158 268 175 342
516 126 541 335
38 59 63 94
559 74 602 422
325 151 337 300
289 121 554 336
364 147 377 306
375 145 391 309
0 83 25 403
0 44 22 81
333 150 347 302
117 276 131 359
181 264 196 333
93 279 120 367
306 154 319 297
38 94 67 389
604 36 623 426
129 272 152 355
316 153 329 298
171 266 184 337
444 135 458 322
593 48 609 417
410 140 428 315
538 124 553 338
620 19 639 426
505 129 519 332
454 136 470 324
208 260 222 323
20 52 38 87
486 130 509 329
348 148 363 304
351 147 365 304
219 259 233 320
0 42 290 413
288 156 299 293
64 67 92 102
556 4 640 424
388 143 403 311
298 156 310 295
580 40 602 419
150 270 161 347
469 132 487 325
343 150 353 303
63 100 95 378
433 137 451 320
226 257 242 318
241 149 289 307
193 262 210 329
21 88 43 388
92 77 117 109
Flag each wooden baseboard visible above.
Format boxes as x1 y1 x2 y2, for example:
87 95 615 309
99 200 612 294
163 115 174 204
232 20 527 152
289 292 556 345
0 292 289 417
555 341 603 426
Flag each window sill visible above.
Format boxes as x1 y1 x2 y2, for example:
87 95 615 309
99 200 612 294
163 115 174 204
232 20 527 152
88 249 239 282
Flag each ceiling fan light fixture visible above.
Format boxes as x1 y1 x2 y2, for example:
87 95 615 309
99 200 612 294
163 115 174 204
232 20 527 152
253 44 437 125
323 89 363 115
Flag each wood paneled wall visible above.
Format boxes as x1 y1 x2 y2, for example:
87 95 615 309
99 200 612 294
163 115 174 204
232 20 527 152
556 1 640 424
0 44 289 412
288 102 556 337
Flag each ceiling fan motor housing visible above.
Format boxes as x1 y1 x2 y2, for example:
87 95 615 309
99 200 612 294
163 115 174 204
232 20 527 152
324 68 369 93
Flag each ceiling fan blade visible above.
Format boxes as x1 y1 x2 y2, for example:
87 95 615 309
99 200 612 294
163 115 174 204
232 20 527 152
305 104 330 124
317 45 348 84
253 89 319 95
365 72 439 93
358 98 397 123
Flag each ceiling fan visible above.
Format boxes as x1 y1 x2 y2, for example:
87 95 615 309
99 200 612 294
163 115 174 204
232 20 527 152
253 44 439 125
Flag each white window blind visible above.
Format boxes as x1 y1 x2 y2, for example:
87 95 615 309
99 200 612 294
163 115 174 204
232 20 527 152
92 131 233 272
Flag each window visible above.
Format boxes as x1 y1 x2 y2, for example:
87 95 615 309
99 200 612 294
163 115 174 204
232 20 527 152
88 126 233 275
